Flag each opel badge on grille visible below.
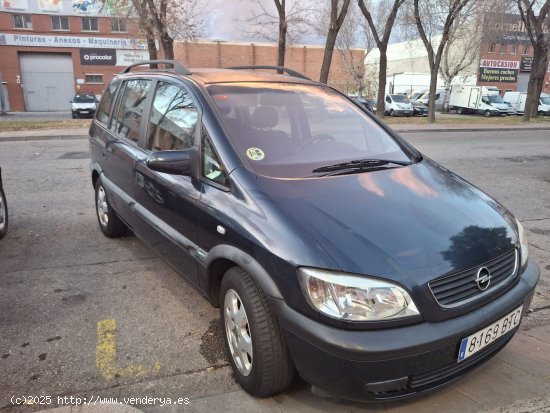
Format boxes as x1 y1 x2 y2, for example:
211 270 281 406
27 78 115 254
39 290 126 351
475 267 492 291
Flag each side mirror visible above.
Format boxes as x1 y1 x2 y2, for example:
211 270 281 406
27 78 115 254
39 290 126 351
146 149 195 176
69 100 73 103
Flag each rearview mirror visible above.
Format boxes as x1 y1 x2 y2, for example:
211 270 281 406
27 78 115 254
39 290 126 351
146 149 195 176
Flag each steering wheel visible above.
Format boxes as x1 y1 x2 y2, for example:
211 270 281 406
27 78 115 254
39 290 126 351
298 134 335 151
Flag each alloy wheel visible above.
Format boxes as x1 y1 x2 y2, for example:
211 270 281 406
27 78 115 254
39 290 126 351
224 289 253 376
96 186 109 227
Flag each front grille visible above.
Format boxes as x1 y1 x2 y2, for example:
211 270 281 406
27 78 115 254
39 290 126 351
408 332 513 389
429 249 518 308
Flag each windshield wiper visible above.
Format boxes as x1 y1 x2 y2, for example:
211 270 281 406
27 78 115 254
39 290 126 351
311 158 412 176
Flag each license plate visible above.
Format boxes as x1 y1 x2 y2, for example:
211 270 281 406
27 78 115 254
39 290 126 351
80 110 89 114
458 305 522 362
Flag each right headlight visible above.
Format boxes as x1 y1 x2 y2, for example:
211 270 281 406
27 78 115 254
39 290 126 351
298 268 420 322
516 219 529 267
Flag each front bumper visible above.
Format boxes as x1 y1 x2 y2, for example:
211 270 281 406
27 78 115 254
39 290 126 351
272 259 539 401
393 109 412 116
72 109 96 117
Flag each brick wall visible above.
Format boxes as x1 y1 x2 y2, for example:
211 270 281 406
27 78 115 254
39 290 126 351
175 41 365 93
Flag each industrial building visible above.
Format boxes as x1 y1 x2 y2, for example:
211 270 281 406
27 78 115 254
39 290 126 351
364 13 550 96
0 0 148 112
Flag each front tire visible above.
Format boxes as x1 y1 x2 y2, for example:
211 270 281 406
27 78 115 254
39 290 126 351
0 187 7 239
219 267 294 397
390 109 395 117
484 110 491 117
94 179 127 238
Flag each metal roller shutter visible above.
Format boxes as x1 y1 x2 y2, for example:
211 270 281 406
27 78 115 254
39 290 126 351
19 52 75 112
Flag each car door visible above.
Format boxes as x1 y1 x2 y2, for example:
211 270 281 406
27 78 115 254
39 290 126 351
132 79 203 288
100 78 153 226
385 95 392 112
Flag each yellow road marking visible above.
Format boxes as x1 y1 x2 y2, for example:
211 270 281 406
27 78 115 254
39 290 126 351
96 319 161 380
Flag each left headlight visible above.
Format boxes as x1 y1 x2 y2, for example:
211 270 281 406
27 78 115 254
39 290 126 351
298 268 420 322
516 219 529 267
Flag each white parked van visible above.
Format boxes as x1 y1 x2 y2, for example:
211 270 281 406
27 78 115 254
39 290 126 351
449 85 509 116
417 89 445 111
503 91 550 115
384 94 413 117
541 94 550 115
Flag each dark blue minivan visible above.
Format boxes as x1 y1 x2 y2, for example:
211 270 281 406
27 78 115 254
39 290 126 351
89 61 539 401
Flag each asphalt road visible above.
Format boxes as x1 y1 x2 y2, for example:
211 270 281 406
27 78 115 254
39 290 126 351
0 129 549 412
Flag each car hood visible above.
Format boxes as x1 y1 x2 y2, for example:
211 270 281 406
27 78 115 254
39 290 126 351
72 102 96 110
257 159 517 284
492 102 509 110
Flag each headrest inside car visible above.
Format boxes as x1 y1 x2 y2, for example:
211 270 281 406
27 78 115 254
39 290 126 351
251 106 278 129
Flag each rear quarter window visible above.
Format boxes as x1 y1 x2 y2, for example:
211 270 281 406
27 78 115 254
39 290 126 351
95 80 120 127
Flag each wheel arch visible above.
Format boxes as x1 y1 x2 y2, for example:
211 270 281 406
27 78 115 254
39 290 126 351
91 163 102 189
205 244 284 306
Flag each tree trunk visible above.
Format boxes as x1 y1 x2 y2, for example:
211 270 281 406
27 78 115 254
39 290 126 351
376 47 387 118
442 79 452 113
319 29 338 84
523 46 549 121
427 69 438 123
160 34 174 60
146 30 158 68
277 21 287 67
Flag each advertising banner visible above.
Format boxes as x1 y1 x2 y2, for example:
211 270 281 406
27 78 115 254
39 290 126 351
479 59 519 83
115 50 149 66
479 67 518 83
72 0 100 14
2 0 28 11
38 0 63 13
0 33 148 50
80 48 116 65
520 56 533 72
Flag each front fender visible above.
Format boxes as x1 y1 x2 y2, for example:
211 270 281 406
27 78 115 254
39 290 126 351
206 244 283 301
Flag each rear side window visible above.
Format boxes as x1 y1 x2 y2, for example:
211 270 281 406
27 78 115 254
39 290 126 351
146 81 198 151
111 79 151 145
96 80 119 126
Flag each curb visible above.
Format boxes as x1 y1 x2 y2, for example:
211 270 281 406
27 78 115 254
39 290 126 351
0 134 88 142
395 126 550 134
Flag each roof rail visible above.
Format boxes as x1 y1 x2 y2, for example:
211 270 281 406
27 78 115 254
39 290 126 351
120 60 191 75
225 65 310 80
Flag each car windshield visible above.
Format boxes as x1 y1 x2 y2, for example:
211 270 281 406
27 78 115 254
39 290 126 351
208 83 415 178
391 95 410 103
540 96 550 105
73 94 96 103
488 94 504 104
366 98 376 106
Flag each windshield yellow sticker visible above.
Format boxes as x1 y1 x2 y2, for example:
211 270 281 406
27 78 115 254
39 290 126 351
246 147 265 161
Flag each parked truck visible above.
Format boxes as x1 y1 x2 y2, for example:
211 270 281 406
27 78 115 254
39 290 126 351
503 91 550 115
449 85 510 116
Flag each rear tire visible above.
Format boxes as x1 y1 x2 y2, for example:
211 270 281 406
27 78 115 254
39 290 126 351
457 107 464 114
94 178 127 238
0 187 7 239
219 267 294 397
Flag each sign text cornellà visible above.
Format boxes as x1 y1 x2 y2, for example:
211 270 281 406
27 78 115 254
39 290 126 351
80 48 116 65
